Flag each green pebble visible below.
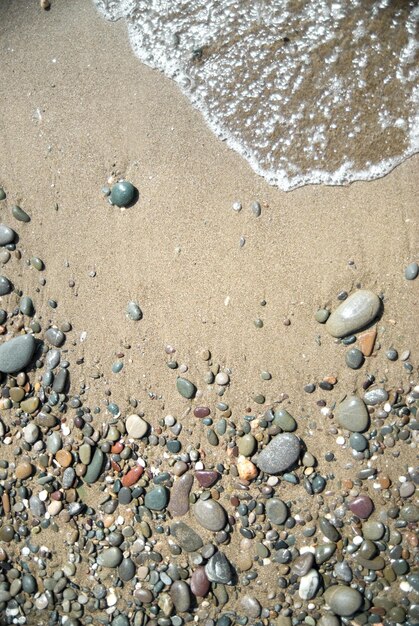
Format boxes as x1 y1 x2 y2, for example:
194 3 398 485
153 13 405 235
84 448 105 484
31 257 44 271
176 377 196 399
253 394 265 404
207 429 219 446
110 181 136 207
12 205 31 223
238 433 257 457
144 486 169 511
0 188 6 201
112 361 123 373
260 371 271 380
273 409 297 432
315 308 330 323
20 296 34 316
254 318 263 328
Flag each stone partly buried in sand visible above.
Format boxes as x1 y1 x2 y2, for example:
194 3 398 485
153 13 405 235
334 395 369 432
255 433 300 474
0 334 36 373
325 290 381 338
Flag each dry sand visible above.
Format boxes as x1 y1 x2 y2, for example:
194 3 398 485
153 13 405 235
0 0 418 623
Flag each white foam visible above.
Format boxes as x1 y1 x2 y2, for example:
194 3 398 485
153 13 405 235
94 0 419 191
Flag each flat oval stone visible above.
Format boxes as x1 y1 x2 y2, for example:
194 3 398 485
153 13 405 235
299 569 320 600
171 521 203 552
319 518 341 542
176 377 196 399
20 296 34 316
255 433 300 474
315 543 336 564
405 262 419 280
170 580 191 612
52 368 68 393
238 433 257 456
400 504 419 522
97 547 123 568
191 566 210 597
194 499 227 531
84 448 105 484
0 275 14 295
349 495 374 519
326 290 381 338
266 498 288 525
15 461 34 480
0 224 16 246
20 397 40 414
334 395 369 433
362 521 385 541
126 301 142 320
363 387 388 405
168 473 193 517
110 181 135 207
273 409 297 432
324 585 363 616
345 348 364 370
45 328 65 347
46 348 61 369
205 551 234 584
125 414 148 439
144 486 169 511
0 334 36 373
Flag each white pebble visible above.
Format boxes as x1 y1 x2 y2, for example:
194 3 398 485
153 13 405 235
215 372 229 385
353 535 363 546
336 436 345 446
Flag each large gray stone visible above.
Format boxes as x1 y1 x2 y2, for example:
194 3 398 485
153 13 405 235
0 334 36 373
194 499 227 531
324 585 363 616
326 290 381 338
255 433 300 474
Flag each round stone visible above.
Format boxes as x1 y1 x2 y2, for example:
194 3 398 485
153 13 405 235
324 585 363 616
0 334 36 374
23 423 40 445
194 498 227 531
349 495 374 519
266 498 288 525
144 486 169 511
110 181 136 207
362 521 385 541
97 547 123 568
21 574 37 594
215 372 229 385
171 521 203 552
176 377 196 399
349 433 368 452
255 433 300 474
241 596 262 618
326 290 381 338
273 409 297 432
400 504 419 522
126 301 142 320
334 395 369 433
191 566 210 597
56 450 72 468
238 433 257 457
170 580 191 612
345 348 364 369
315 308 330 323
20 397 40 414
0 275 11 295
205 551 234 584
405 262 419 280
125 414 148 438
0 224 16 246
45 327 65 347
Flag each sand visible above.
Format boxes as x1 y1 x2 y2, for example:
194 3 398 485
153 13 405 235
0 0 418 622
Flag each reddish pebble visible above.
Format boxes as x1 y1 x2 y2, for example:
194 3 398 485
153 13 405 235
122 465 144 487
50 491 63 501
349 495 374 519
195 470 219 488
111 442 124 454
111 460 121 472
194 406 210 418
190 566 210 597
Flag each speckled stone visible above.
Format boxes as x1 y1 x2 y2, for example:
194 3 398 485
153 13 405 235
0 334 36 373
324 585 363 616
273 409 297 432
194 498 227 531
205 551 234 585
363 388 388 405
326 290 381 338
334 395 369 433
168 473 193 517
238 433 257 456
255 433 300 474
45 328 65 347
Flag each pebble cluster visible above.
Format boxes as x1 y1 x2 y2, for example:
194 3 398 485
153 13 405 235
0 185 417 626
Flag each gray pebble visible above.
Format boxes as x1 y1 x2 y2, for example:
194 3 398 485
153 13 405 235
45 328 65 347
326 290 381 338
334 395 369 432
255 433 300 474
194 498 227 531
405 262 419 280
0 334 36 373
0 224 16 246
97 547 123 568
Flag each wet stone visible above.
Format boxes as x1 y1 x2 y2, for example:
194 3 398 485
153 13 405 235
0 334 36 373
194 498 227 531
170 521 203 552
326 290 381 338
334 395 369 433
255 433 300 474
168 473 193 517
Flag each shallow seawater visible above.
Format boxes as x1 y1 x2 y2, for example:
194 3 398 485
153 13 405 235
94 0 419 190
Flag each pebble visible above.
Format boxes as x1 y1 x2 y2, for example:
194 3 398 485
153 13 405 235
118 557 136 581
362 520 385 541
110 181 136 207
195 470 219 488
205 551 234 585
11 205 31 222
126 301 142 320
0 224 16 246
326 290 381 338
349 495 374 519
334 395 369 432
324 585 363 616
84 448 105 484
238 433 257 456
0 275 11 295
170 581 191 612
97 547 123 568
121 465 144 487
176 377 196 399
363 387 388 405
171 521 203 552
292 552 314 577
45 327 65 347
405 261 419 280
273 408 297 432
0 188 5 201
20 296 34 316
144 486 169 510
126 414 148 438
299 569 320 600
358 329 377 356
168 473 193 516
266 498 288 525
315 308 330 323
0 334 36 373
345 348 364 369
255 432 300 474
241 596 262 618
15 461 33 479
194 498 227 531
190 566 210 597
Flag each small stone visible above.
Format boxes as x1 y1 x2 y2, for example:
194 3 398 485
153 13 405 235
194 498 227 531
190 566 210 596
299 569 320 600
319 517 340 542
84 448 105 484
334 395 369 432
205 551 234 585
326 290 381 338
97 547 123 568
45 327 65 347
215 372 229 385
52 368 68 393
195 470 219 488
237 457 258 481
0 224 16 246
315 543 336 564
0 334 36 373
0 189 5 201
400 504 419 522
170 580 191 612
255 433 300 474
349 495 374 519
0 275 11 295
324 585 363 616
15 461 33 480
176 377 196 399
126 301 142 320
144 486 169 511
29 495 45 517
292 552 315 577
358 328 377 356
315 308 330 323
171 521 203 552
273 409 297 432
20 296 34 316
266 498 288 525
405 262 419 280
363 387 388 405
55 449 72 468
362 521 385 541
168 473 193 517
122 465 144 488
118 557 136 581
241 596 262 618
345 348 364 369
126 414 148 438
238 433 257 456
11 206 31 223
110 180 136 207
23 423 40 445
20 397 40 413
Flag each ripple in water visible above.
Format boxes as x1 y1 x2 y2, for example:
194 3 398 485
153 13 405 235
95 0 419 190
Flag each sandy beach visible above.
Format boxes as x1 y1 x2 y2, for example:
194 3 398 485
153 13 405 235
0 1 418 625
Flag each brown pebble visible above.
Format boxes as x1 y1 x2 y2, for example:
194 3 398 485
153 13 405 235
2 493 10 514
40 0 50 8
378 476 391 489
15 461 33 480
358 328 377 357
121 465 144 487
55 450 72 468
